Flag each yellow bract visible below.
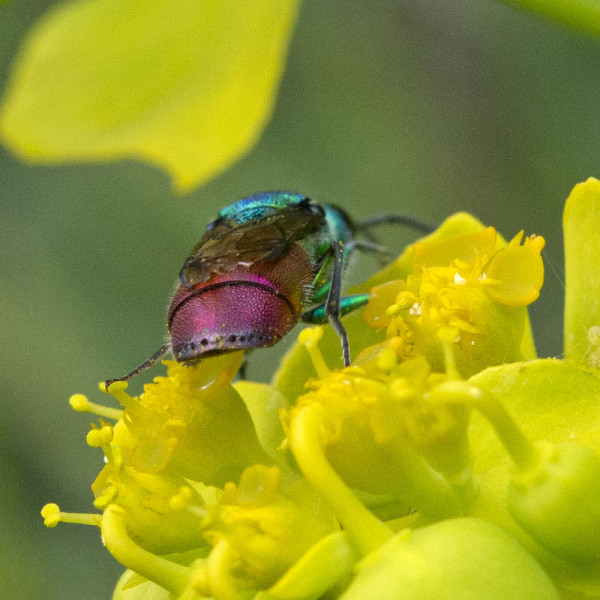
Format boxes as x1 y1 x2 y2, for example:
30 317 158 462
564 177 600 363
0 0 299 192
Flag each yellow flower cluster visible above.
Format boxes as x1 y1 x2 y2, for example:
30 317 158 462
42 192 600 600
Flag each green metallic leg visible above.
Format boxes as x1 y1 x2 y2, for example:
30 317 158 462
324 240 350 366
302 293 371 325
302 240 371 366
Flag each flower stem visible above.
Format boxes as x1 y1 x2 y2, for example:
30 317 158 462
435 381 540 472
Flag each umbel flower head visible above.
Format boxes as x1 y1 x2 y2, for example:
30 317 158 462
43 179 600 600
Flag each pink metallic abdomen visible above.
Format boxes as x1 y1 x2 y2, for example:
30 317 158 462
168 245 312 363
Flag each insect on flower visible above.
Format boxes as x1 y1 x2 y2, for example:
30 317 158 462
105 191 432 385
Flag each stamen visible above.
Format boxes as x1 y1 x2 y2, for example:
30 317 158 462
386 303 401 317
169 486 194 511
86 424 114 448
69 394 123 420
100 379 158 422
93 486 118 510
101 380 134 405
41 503 101 528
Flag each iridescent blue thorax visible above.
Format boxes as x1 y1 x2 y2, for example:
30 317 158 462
215 191 309 224
211 191 355 269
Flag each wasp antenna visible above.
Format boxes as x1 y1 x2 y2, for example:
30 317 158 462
104 345 169 388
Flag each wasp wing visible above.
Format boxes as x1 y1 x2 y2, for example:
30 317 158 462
180 204 324 286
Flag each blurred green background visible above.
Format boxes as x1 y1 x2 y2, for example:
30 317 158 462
1 1 599 598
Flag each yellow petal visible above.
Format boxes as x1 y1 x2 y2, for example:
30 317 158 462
485 234 545 307
0 0 299 192
412 227 497 269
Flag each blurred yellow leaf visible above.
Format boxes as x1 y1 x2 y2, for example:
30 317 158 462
0 0 299 192
498 0 600 39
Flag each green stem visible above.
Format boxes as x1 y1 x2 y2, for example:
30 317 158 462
435 381 540 472
496 0 600 38
101 505 190 595
288 403 392 557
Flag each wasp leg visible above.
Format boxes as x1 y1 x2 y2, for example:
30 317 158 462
355 214 435 235
352 216 435 265
104 344 169 388
327 241 350 366
302 241 368 367
302 293 370 324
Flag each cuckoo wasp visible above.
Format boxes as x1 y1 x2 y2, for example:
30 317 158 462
105 191 432 385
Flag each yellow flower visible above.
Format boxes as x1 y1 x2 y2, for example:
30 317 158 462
286 333 474 520
43 353 278 597
364 227 544 376
199 465 338 592
104 353 271 487
43 196 600 599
